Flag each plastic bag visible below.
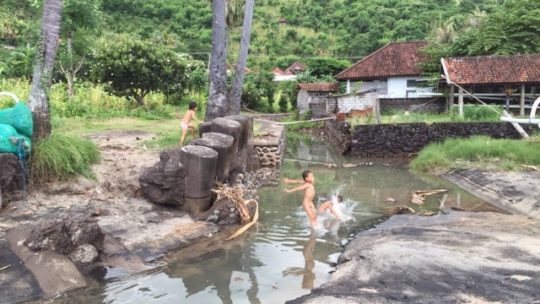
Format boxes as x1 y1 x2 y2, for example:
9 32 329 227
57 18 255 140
0 102 33 137
0 124 31 154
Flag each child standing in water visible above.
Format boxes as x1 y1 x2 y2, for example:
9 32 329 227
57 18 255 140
283 170 318 227
179 101 201 145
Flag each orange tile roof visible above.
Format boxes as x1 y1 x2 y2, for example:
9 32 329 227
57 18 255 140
298 82 339 92
442 54 540 85
335 41 427 81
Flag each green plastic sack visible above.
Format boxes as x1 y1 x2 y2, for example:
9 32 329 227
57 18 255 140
0 124 31 154
0 102 33 137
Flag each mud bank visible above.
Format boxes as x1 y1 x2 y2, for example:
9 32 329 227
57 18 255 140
288 211 540 304
443 169 540 220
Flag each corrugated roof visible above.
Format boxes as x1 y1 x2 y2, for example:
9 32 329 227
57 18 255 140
298 82 339 92
442 54 540 85
335 41 427 80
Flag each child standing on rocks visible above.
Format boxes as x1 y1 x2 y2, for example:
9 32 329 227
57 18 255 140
180 101 201 145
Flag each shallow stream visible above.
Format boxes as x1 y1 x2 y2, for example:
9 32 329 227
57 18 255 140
44 135 499 304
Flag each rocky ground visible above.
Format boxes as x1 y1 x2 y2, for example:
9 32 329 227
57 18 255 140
289 211 540 304
443 169 540 220
289 169 540 304
0 130 218 303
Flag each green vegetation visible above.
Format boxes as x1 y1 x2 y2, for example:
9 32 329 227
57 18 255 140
410 135 540 173
30 133 100 184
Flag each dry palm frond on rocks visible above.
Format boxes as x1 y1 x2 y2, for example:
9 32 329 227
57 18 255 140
411 189 448 205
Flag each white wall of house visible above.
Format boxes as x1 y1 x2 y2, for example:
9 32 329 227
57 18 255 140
385 76 434 98
273 75 297 82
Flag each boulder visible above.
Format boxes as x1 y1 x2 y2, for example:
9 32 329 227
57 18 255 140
191 132 234 182
211 118 242 170
180 145 218 199
24 213 104 255
139 147 186 206
0 153 24 203
69 244 99 266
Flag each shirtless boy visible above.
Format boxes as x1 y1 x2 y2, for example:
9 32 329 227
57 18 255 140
180 101 201 145
283 170 317 227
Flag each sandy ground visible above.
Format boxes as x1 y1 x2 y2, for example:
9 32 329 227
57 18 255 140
288 211 540 304
0 129 218 303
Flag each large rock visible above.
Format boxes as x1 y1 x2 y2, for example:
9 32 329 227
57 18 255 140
0 153 24 204
139 147 186 206
211 118 242 170
24 213 104 255
180 145 218 199
191 132 234 182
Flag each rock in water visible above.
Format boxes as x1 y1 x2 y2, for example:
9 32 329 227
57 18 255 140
24 213 104 255
191 132 234 182
69 244 99 266
139 147 186 206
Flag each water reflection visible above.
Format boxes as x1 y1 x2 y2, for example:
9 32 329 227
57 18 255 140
282 232 317 289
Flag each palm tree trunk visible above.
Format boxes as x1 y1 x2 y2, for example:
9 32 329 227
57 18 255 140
229 0 255 115
28 0 63 140
205 0 229 121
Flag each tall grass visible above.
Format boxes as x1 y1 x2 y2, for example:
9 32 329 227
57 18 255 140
410 135 540 173
31 133 100 184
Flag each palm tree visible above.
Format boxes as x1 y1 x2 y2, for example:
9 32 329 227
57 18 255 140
28 0 64 139
229 0 254 114
205 0 229 120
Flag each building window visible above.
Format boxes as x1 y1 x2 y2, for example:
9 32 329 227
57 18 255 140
407 80 429 88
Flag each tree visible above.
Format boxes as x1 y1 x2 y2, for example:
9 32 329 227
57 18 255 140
229 0 255 114
58 0 101 99
91 36 196 105
28 0 64 140
205 0 229 120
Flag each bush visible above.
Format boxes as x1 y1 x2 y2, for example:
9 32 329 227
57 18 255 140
410 135 540 173
31 133 100 184
449 104 501 122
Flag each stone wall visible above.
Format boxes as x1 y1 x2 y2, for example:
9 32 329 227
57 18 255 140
380 97 446 113
253 120 286 168
325 120 535 158
324 120 351 154
335 92 377 113
298 89 334 115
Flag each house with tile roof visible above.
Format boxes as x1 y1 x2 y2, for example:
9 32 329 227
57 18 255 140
441 54 540 115
272 61 307 82
296 82 339 116
335 41 436 99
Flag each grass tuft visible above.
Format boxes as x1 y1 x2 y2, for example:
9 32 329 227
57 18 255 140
410 135 540 173
31 133 100 184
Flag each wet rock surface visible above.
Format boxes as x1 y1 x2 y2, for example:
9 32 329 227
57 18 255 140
24 213 104 255
288 211 540 304
443 169 540 220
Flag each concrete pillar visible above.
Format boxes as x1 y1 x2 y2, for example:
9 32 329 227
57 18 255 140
191 132 234 182
227 115 253 172
458 87 464 117
199 121 212 137
448 85 455 109
520 84 526 117
180 145 218 199
211 118 242 171
346 80 351 94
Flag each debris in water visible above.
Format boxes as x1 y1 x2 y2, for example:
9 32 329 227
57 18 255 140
411 189 448 205
385 197 395 203
343 163 358 168
385 206 415 215
272 282 278 289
